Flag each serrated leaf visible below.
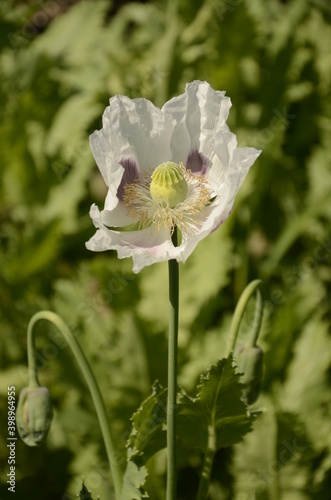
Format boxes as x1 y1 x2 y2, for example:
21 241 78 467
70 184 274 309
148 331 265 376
79 481 94 500
120 461 148 500
178 356 254 452
128 382 167 463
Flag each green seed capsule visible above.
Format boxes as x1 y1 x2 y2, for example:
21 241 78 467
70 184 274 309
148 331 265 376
237 346 263 405
150 162 188 208
16 387 53 447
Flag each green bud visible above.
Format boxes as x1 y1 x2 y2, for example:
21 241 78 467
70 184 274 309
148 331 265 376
150 162 188 208
16 386 53 447
237 345 263 405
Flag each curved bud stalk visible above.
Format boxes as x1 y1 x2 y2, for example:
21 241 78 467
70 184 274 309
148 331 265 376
16 310 123 500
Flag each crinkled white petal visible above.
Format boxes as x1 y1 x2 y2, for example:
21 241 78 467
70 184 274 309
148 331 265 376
86 204 182 273
90 95 175 185
208 145 261 201
231 147 262 186
162 80 232 165
103 161 125 209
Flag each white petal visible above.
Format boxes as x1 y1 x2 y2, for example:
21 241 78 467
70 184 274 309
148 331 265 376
89 130 128 188
231 146 262 186
86 204 181 273
162 80 232 164
209 146 261 205
101 198 133 228
102 161 125 206
90 95 175 181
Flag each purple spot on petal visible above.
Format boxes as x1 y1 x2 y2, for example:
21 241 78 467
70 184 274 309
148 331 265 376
117 157 140 201
186 150 209 176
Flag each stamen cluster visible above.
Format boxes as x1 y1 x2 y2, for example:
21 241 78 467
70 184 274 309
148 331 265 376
123 162 212 235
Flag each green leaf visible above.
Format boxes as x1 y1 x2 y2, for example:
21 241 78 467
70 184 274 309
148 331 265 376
120 461 148 500
176 391 206 452
126 358 254 469
79 481 94 500
178 356 255 452
128 382 167 463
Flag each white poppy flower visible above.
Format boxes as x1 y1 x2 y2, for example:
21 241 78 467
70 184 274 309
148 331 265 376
86 80 261 273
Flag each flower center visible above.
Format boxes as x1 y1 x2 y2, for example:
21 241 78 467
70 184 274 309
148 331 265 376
123 162 212 235
150 162 188 208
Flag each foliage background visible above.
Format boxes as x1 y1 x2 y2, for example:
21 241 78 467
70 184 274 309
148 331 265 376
0 0 331 498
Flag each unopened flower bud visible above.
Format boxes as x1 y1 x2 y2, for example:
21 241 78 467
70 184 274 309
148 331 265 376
150 162 188 208
237 345 263 405
16 386 53 447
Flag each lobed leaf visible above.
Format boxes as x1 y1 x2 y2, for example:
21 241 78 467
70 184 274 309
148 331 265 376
178 356 255 452
120 461 148 500
128 382 167 463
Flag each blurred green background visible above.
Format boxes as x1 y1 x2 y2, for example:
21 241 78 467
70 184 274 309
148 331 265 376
1 0 331 498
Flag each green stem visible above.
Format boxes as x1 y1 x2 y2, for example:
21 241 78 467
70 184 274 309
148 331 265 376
197 426 216 500
27 311 123 500
167 228 179 500
226 280 262 356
